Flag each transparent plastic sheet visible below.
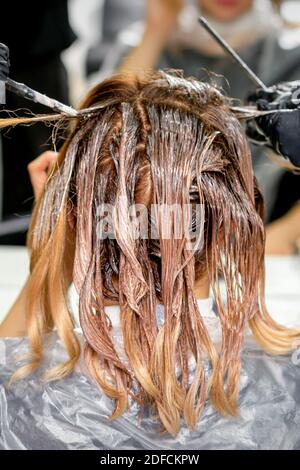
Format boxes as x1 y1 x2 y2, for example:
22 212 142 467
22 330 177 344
1 325 300 451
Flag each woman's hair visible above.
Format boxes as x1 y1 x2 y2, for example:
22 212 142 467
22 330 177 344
8 71 300 435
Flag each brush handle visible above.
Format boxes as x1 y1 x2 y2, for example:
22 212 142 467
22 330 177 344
6 78 78 117
198 17 269 92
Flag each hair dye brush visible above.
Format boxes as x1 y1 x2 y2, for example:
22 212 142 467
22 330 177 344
5 78 78 117
198 17 269 91
0 42 77 117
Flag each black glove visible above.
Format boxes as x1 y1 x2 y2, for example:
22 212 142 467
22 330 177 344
247 81 300 168
0 43 10 81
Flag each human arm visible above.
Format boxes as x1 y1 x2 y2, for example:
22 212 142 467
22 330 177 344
0 280 30 336
118 0 183 75
0 151 58 337
265 202 300 255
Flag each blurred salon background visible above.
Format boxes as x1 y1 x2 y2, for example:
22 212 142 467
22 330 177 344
0 0 300 323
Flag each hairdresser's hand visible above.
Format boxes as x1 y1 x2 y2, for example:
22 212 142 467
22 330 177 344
28 151 58 200
146 0 184 37
0 43 9 81
247 81 300 168
0 43 9 104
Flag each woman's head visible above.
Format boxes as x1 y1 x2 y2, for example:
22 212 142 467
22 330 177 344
15 71 300 435
31 70 260 293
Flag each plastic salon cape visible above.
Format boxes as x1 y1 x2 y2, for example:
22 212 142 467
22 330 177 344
1 305 300 450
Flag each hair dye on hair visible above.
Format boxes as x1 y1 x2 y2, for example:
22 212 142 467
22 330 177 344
6 71 300 435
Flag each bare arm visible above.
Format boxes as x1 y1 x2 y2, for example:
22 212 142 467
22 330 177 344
266 202 300 255
0 279 29 337
118 0 183 75
0 151 58 337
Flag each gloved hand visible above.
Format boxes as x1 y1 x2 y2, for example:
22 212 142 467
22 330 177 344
0 43 10 104
247 81 300 168
0 43 9 81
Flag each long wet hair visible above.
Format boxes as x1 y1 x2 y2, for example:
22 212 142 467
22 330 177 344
6 71 300 435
